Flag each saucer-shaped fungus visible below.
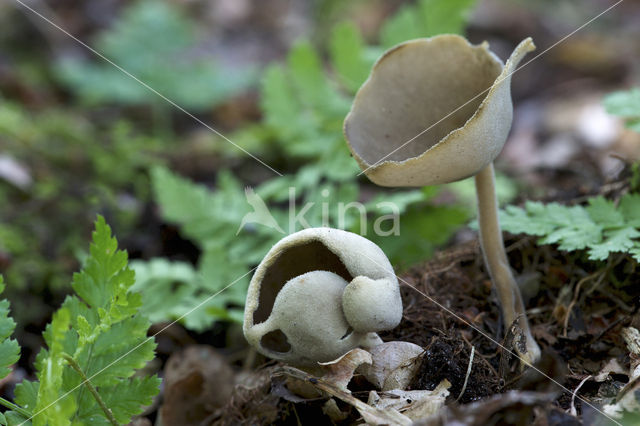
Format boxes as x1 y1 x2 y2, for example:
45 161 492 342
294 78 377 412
344 35 540 364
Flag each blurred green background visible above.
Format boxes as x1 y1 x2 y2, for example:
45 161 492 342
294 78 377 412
0 0 638 358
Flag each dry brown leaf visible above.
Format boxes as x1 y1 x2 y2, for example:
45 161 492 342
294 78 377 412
413 391 553 426
322 399 350 422
358 341 424 391
602 327 640 419
367 379 450 420
160 345 235 426
622 327 640 379
276 365 412 426
318 347 373 391
594 358 627 382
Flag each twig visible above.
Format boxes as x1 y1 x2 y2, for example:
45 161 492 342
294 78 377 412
456 346 475 402
570 375 591 416
62 353 118 426
587 315 628 346
242 347 257 373
461 332 499 377
563 271 604 337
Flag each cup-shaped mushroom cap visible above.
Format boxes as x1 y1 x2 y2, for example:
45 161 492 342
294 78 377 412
247 271 383 366
344 35 535 187
243 228 401 366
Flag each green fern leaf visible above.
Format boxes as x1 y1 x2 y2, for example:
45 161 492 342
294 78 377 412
380 6 420 48
603 88 640 131
586 196 623 227
381 0 476 47
0 277 20 381
500 193 640 261
329 22 373 92
56 0 255 109
588 227 640 261
620 193 640 226
149 166 280 326
34 308 76 426
14 380 38 413
288 42 349 115
22 216 159 425
261 64 314 144
417 0 477 37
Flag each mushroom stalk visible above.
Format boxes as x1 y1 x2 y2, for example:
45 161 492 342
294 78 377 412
475 163 540 364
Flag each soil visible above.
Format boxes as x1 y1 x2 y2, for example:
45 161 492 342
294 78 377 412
207 226 639 425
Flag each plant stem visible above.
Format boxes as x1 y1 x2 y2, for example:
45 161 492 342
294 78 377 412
62 353 118 426
0 396 32 419
475 163 540 365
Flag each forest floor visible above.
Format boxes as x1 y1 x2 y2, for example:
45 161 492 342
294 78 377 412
156 174 639 425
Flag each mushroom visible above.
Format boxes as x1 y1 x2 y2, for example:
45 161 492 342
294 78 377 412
243 228 403 367
343 35 541 364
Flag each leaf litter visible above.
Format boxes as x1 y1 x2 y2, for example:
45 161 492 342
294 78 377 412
157 169 639 425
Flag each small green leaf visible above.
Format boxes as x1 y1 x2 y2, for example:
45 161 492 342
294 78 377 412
380 6 420 48
588 227 640 260
15 380 39 412
417 0 476 37
34 308 75 426
603 88 640 132
329 22 372 92
586 196 623 227
620 193 640 226
500 193 640 262
603 88 640 117
4 411 31 426
627 118 640 132
0 276 20 381
261 64 312 144
55 0 255 109
381 0 476 47
288 42 350 116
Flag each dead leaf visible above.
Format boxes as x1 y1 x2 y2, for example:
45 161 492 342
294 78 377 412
413 391 553 426
0 155 31 189
276 365 413 426
601 328 640 419
322 398 349 422
212 367 279 426
368 380 450 420
160 345 235 426
622 327 640 379
358 341 424 391
318 348 372 391
594 359 627 382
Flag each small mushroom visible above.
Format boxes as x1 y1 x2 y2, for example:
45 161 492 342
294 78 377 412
344 35 541 364
243 228 402 367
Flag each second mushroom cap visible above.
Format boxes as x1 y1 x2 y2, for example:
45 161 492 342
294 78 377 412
243 228 403 366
